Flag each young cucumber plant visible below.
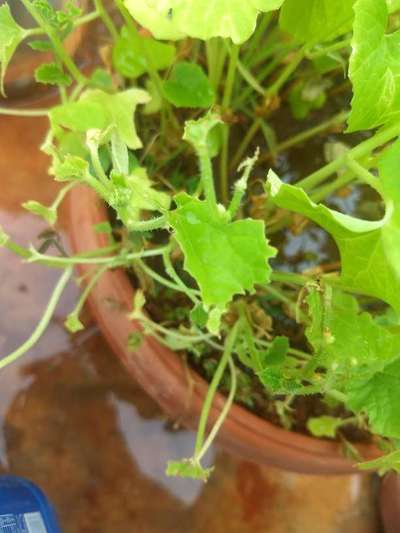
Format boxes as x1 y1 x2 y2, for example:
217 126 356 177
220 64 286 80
1 0 400 480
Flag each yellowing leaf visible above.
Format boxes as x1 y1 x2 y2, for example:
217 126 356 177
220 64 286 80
50 89 150 149
125 0 285 44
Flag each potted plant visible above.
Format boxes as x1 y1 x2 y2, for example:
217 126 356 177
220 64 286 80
1 0 400 482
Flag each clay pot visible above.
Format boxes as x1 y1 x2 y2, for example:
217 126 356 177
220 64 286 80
380 473 400 532
66 185 380 475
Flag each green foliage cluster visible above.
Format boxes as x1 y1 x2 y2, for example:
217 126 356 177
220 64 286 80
2 0 400 479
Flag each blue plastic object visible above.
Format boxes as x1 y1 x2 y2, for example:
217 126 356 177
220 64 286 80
0 475 61 533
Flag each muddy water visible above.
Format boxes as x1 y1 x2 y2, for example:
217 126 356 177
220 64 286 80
0 108 383 532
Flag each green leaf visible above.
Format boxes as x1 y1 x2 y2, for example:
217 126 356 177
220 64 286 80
143 79 162 115
183 111 222 159
347 358 400 438
111 130 129 175
0 4 26 95
28 39 53 52
32 0 81 39
261 336 289 366
266 161 400 312
49 89 150 150
112 25 175 79
388 0 400 11
305 286 400 382
358 449 400 474
288 80 327 120
256 336 301 393
109 167 171 228
0 225 9 247
166 459 213 481
280 0 355 45
35 62 72 86
380 139 400 280
125 0 285 44
64 313 84 333
307 416 343 438
168 193 276 320
22 200 56 225
190 304 209 328
89 68 113 91
348 0 400 132
163 62 215 108
51 154 90 182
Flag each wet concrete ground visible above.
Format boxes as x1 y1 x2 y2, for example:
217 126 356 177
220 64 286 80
0 109 383 532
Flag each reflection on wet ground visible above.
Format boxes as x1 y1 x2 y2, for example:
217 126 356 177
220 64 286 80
0 108 383 532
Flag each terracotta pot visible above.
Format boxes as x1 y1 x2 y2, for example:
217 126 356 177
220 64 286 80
66 185 381 475
380 473 400 532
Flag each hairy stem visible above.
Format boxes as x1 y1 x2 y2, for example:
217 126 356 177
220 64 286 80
94 0 118 40
220 44 240 205
194 323 239 457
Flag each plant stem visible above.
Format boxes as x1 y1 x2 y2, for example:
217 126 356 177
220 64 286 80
51 181 76 211
206 39 219 90
243 12 272 65
346 158 383 195
27 246 168 267
233 49 264 95
0 267 73 370
24 10 100 37
162 247 200 304
138 260 201 296
265 48 305 98
87 139 110 189
306 38 352 60
254 338 311 361
67 264 108 321
233 49 306 166
263 284 298 317
140 316 214 344
271 271 371 296
261 110 349 162
128 216 167 232
230 118 261 172
310 170 355 203
0 107 49 117
220 44 240 205
94 0 119 41
114 0 178 132
198 146 218 209
228 148 259 217
197 356 237 462
298 122 400 191
19 0 87 85
194 323 239 457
